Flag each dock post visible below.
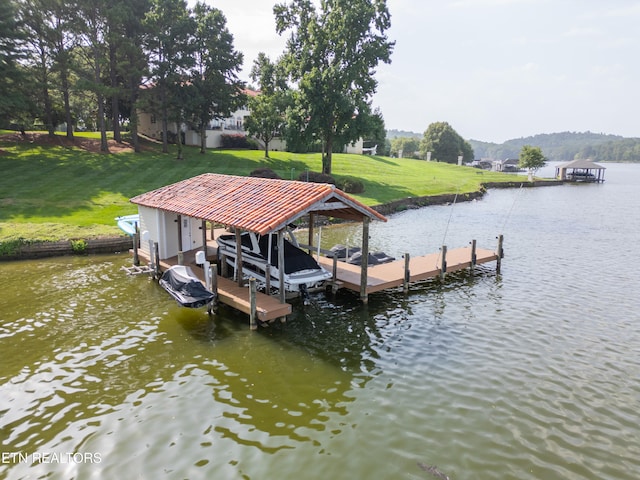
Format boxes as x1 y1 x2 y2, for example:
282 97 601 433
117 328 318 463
178 251 184 266
403 253 410 293
470 239 477 270
209 264 218 315
440 245 447 280
278 231 286 305
133 232 140 266
153 242 160 279
496 235 504 274
360 217 370 303
265 264 271 294
249 278 258 330
210 265 218 298
221 254 228 278
235 230 244 287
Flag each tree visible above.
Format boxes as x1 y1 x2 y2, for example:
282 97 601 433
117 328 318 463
243 53 289 158
519 145 546 181
420 121 474 164
274 0 394 174
185 2 244 154
390 136 420 158
144 0 194 153
0 0 28 126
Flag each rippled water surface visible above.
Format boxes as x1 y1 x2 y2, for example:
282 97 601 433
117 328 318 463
1 164 639 479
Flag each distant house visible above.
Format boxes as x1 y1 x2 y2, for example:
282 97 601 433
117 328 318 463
138 87 369 154
137 88 286 150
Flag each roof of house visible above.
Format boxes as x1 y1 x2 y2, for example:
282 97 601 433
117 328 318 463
130 173 387 235
557 158 606 170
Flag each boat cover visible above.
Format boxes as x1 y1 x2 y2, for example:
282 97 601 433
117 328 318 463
159 266 215 308
257 235 321 274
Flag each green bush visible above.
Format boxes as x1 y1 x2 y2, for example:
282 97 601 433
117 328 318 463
337 176 365 193
71 239 87 254
298 171 336 185
220 134 252 149
249 167 281 179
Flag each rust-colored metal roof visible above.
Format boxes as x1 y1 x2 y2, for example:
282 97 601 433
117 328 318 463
130 173 386 235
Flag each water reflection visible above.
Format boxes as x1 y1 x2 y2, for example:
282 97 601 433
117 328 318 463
2 164 640 479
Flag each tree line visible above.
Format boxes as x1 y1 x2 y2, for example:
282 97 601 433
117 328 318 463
1 0 394 173
1 0 245 155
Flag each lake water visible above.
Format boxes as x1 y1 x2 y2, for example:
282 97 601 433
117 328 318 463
1 164 639 479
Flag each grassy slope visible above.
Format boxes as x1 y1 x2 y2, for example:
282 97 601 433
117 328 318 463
0 133 515 243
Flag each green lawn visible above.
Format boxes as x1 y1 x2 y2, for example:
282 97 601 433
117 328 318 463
0 132 517 245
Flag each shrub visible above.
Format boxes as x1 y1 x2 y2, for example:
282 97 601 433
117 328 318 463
71 239 87 254
220 134 252 149
298 171 336 185
337 176 365 193
249 167 281 179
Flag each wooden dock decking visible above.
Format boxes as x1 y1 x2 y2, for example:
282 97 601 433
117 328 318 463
316 246 499 295
133 236 500 323
136 244 292 323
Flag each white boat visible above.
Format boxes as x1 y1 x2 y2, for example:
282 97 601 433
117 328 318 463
216 228 332 299
116 214 140 236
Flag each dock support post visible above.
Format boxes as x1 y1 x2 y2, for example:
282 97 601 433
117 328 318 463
133 232 140 266
308 213 315 255
178 251 184 266
440 245 447 280
265 264 271 294
235 230 244 286
403 253 410 293
221 254 228 278
496 235 504 274
209 265 218 315
470 239 477 270
201 220 207 255
278 230 286 305
249 278 257 330
360 217 370 304
153 242 160 279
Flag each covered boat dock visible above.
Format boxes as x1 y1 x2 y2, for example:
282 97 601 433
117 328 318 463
556 159 606 183
129 173 387 324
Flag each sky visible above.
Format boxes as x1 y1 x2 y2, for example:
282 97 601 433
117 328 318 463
207 0 640 143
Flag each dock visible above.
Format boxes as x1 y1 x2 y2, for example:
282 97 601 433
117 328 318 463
136 243 292 323
317 245 499 295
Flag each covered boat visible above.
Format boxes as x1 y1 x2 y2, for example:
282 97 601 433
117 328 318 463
216 228 332 297
159 265 216 308
329 244 395 266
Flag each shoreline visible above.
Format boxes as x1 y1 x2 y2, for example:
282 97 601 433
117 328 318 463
0 179 561 261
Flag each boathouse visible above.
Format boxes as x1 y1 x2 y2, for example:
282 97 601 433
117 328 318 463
129 173 387 309
555 159 606 183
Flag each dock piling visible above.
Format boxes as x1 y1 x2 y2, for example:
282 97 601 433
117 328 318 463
496 235 504 274
133 232 140 266
470 239 477 270
440 245 447 280
403 253 410 293
249 278 257 330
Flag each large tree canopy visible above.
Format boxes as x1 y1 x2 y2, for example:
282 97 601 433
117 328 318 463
244 53 289 158
274 0 394 174
0 0 28 123
420 121 474 164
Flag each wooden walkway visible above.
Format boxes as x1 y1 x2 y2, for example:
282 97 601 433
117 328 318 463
317 246 499 295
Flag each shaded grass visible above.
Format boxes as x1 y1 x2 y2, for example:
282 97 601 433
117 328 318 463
0 133 517 243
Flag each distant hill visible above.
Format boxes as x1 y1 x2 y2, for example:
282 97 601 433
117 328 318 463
387 130 640 162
